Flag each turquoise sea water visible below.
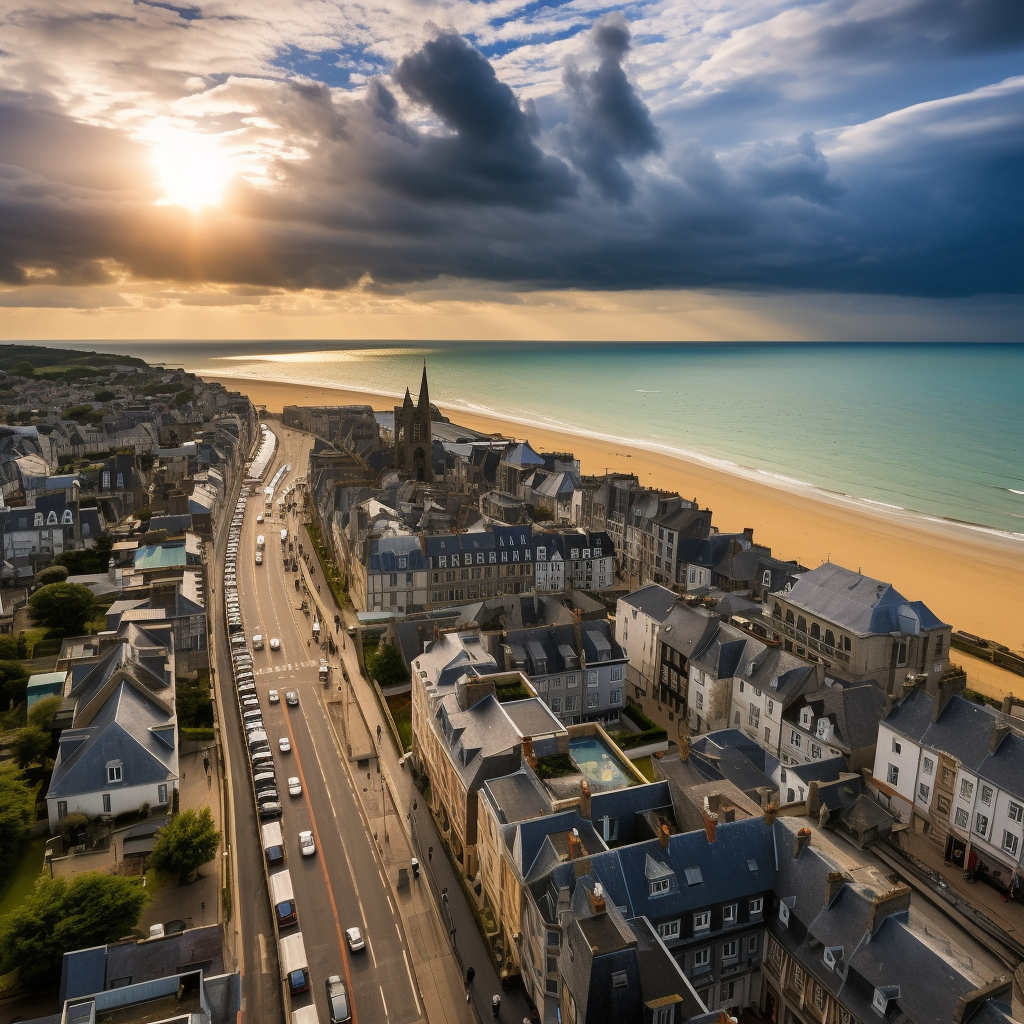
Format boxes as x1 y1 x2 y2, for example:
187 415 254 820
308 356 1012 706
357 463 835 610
63 341 1024 536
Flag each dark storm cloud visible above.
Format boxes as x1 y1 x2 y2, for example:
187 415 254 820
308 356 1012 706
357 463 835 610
383 32 576 209
557 14 661 201
735 134 844 206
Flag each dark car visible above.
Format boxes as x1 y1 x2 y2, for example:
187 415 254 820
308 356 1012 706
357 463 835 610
325 975 352 1024
258 801 282 821
256 787 279 805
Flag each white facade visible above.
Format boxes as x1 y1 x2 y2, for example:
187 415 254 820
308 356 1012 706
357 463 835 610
48 779 173 833
687 663 732 734
365 566 430 612
781 706 845 766
533 549 565 593
730 677 786 757
872 722 921 814
615 588 675 697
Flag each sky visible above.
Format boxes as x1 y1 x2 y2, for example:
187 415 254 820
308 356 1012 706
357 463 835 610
0 0 1021 341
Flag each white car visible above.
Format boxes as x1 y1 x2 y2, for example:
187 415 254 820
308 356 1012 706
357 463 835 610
269 638 281 651
252 634 264 650
255 552 263 565
268 689 279 704
345 927 365 953
288 776 302 796
278 736 291 753
256 513 264 523
299 830 315 857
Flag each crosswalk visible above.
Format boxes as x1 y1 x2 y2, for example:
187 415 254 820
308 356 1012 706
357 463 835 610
250 658 321 676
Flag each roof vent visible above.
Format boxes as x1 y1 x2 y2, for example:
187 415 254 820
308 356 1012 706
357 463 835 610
824 945 844 971
872 986 900 1016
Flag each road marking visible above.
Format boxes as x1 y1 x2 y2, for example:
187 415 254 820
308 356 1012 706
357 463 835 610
258 933 269 974
403 950 422 1014
367 933 378 968
379 985 389 1020
387 894 395 916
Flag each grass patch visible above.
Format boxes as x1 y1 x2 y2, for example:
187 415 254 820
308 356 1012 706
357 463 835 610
385 693 412 752
494 681 532 703
0 834 47 917
305 520 347 608
631 755 655 782
18 628 48 659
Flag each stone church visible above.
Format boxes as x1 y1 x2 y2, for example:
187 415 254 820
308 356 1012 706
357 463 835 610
394 364 432 482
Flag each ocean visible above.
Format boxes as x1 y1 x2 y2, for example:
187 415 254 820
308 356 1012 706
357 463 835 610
58 340 1024 537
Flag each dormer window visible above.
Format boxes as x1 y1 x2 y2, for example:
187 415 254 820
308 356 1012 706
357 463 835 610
650 877 670 896
824 946 844 971
800 707 812 729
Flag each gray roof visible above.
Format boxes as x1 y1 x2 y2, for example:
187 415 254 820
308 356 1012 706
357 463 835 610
659 604 719 660
502 698 566 739
777 562 947 636
787 682 888 753
617 584 677 622
482 768 553 825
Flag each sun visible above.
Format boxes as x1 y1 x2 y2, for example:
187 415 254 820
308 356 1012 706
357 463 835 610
151 128 233 210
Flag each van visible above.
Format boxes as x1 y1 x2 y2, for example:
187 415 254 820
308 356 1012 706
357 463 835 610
280 933 310 996
262 821 285 867
269 869 298 929
291 1007 318 1024
280 529 288 545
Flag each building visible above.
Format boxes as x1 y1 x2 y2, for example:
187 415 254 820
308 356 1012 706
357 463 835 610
872 686 1024 892
616 584 679 700
769 562 952 693
652 604 719 728
394 365 433 482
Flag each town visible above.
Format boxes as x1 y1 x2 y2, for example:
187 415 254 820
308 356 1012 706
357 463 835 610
0 347 1021 1024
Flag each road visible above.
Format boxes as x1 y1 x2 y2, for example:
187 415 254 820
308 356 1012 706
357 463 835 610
228 426 422 1024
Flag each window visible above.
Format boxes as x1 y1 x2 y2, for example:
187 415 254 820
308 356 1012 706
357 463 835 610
611 666 622 681
954 807 969 828
981 785 993 805
764 727 772 745
918 783 930 802
961 778 974 799
739 680 744 694
748 705 760 728
720 981 735 1002
610 689 621 705
887 764 899 786
57 800 68 820
895 640 908 666
612 970 627 988
937 795 950 814
923 757 934 774
546 979 558 995
942 766 954 787
812 744 821 760
106 764 122 784
749 898 763 916
748 935 759 954
1002 831 1020 857
975 813 989 837
650 878 670 896
723 903 737 924
813 983 824 1009
1009 802 1024 823
722 939 738 961
653 1009 673 1024
565 696 578 712
587 693 599 709
102 794 111 813
892 738 902 755
551 698 562 713
158 784 167 805
658 920 680 940
791 731 801 749
695 691 704 711
693 911 710 931
693 948 710 968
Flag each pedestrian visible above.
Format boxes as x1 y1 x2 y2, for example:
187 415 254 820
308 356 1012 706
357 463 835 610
466 967 475 987
428 846 433 862
492 995 501 1019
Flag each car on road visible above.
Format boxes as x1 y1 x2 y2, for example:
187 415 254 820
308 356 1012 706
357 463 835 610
287 777 302 796
325 976 351 1024
256 786 278 804
345 927 365 953
269 689 279 704
252 634 264 650
255 552 263 565
285 690 298 706
278 737 291 753
269 638 281 651
256 513 264 523
299 830 316 857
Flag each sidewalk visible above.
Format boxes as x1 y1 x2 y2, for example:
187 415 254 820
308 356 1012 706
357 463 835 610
297 514 535 1024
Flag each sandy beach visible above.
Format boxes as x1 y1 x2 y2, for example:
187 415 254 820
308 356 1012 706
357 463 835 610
209 374 1024 680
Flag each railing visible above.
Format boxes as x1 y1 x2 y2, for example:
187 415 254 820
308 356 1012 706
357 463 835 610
771 617 851 664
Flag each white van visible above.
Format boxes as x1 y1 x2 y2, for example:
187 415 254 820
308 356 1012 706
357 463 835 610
261 820 285 867
279 932 310 996
291 1007 319 1024
256 535 266 550
280 528 288 545
269 869 297 929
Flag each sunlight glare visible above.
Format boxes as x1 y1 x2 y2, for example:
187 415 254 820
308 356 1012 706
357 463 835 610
152 129 232 210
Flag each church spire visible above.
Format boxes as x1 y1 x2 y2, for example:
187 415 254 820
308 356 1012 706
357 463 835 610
417 360 429 411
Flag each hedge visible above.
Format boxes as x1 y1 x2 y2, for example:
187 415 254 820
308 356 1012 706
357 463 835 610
180 727 215 742
612 728 667 750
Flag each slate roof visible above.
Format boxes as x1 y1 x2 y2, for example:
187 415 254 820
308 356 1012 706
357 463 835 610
617 584 677 622
658 604 719 660
787 682 888 753
367 534 429 572
777 562 947 636
482 768 552 825
503 442 546 467
687 730 777 795
47 680 178 799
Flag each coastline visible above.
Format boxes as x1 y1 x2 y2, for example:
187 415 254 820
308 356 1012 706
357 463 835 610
207 373 1024 663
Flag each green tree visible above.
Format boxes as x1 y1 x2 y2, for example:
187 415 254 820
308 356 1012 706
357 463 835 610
366 643 408 688
12 726 51 768
0 634 16 659
29 582 95 635
36 564 70 586
0 873 148 989
28 695 62 731
0 765 34 883
0 659 30 710
150 806 221 883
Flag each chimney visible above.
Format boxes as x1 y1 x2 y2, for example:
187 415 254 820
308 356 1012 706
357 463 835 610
433 621 440 644
930 673 963 721
521 735 538 768
567 828 582 861
793 827 812 858
679 733 690 762
579 779 591 819
990 716 1011 754
764 802 778 826
702 797 719 844
866 882 911 932
1002 696 1013 715
587 882 606 915
659 822 671 849
824 870 846 906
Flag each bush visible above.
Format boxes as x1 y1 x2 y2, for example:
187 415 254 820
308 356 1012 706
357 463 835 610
29 583 95 635
535 752 578 779
0 766 34 883
623 698 658 732
0 659 29 710
16 632 28 658
150 806 221 883
0 873 148 989
176 676 213 730
28 695 62 731
181 727 215 742
0 635 16 660
365 643 408 688
31 638 62 659
36 565 69 586
12 727 51 769
611 727 668 750
54 533 112 576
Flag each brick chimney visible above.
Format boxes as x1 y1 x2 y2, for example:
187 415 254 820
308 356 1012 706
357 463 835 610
866 882 911 933
743 527 754 540
567 828 582 861
793 827 812 858
580 779 592 819
659 822 671 849
702 797 719 844
523 736 537 769
989 716 1011 754
587 882 606 915
930 674 962 721
1002 696 1013 715
824 870 847 906
764 802 778 826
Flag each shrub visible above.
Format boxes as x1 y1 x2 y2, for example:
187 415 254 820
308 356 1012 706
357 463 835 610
0 635 16 660
36 565 69 586
29 583 95 635
11 727 51 769
150 807 221 883
0 766 34 883
29 695 63 731
0 659 29 709
365 643 408 688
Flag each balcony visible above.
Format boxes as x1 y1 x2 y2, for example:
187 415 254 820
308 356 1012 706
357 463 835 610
771 617 850 664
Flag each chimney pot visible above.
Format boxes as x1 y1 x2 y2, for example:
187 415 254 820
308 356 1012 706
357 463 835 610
659 822 671 849
794 827 812 858
702 796 719 844
587 883 606 914
764 802 778 826
523 736 537 769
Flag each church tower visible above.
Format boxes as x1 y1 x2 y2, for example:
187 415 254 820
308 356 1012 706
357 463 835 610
394 363 433 482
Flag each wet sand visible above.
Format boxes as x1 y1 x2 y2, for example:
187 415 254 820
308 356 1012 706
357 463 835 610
208 374 1024 687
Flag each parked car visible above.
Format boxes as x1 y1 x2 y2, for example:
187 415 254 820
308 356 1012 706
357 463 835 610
258 802 283 821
